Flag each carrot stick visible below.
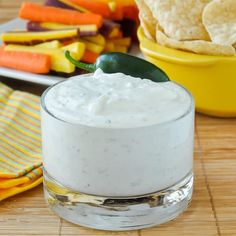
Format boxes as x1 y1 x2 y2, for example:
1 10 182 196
81 50 99 63
113 45 128 53
109 4 123 20
108 29 123 38
0 48 51 74
122 5 139 21
58 0 90 12
117 30 123 38
62 38 77 46
68 0 111 17
19 2 103 28
108 37 131 46
115 0 135 6
103 41 114 52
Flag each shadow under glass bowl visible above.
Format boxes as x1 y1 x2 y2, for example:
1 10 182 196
137 27 236 117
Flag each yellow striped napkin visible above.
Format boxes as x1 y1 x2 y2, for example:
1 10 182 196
0 82 42 201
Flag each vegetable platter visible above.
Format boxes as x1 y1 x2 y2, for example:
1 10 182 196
0 0 139 85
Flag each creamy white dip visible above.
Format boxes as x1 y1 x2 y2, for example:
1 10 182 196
41 70 194 196
44 69 191 128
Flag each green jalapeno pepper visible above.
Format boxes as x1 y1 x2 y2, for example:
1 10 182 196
65 51 169 82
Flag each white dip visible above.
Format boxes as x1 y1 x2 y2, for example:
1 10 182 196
41 69 194 197
44 69 191 128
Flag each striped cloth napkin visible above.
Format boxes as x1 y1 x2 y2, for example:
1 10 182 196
0 82 42 201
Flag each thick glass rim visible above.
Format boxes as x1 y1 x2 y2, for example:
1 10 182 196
40 74 195 130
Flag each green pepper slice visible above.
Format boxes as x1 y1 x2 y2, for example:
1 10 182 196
65 51 169 82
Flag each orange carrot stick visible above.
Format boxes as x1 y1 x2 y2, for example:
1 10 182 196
19 2 103 28
0 48 51 74
81 50 99 63
68 0 111 17
122 5 139 21
109 4 123 20
62 38 77 46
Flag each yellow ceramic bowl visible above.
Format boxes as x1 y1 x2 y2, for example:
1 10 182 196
137 27 236 117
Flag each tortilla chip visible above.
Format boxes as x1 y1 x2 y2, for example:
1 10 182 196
156 30 236 56
135 0 157 40
152 0 211 41
138 14 155 41
203 0 236 46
